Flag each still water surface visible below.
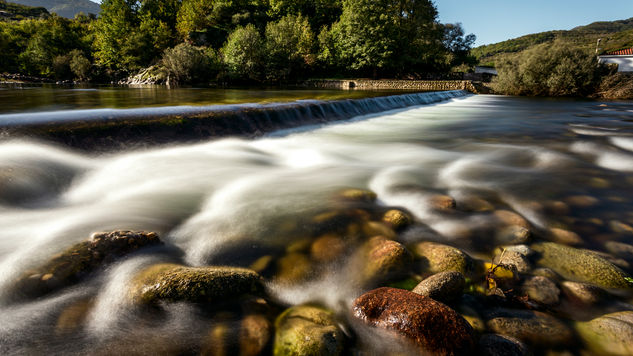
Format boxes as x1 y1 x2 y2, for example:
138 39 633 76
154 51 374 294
1 92 633 354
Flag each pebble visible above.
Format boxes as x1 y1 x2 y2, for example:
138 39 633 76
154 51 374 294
478 334 530 356
273 305 345 356
485 308 573 347
575 311 633 356
412 271 466 302
520 276 560 306
411 241 475 276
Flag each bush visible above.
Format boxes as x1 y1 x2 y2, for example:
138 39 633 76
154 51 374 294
221 24 263 81
493 42 603 96
69 50 92 81
161 42 218 84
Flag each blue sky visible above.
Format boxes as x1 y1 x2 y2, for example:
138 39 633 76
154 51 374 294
436 0 633 46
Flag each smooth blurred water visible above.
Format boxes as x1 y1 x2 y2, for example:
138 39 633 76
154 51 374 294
1 93 633 354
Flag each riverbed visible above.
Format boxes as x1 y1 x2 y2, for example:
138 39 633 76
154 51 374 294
1 91 633 355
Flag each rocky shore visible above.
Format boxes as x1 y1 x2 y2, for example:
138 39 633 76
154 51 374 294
8 187 633 355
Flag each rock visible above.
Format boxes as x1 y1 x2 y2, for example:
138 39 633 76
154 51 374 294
520 276 560 306
382 209 413 231
129 264 263 304
411 241 474 276
239 314 272 356
604 241 633 262
531 242 633 290
412 271 465 303
478 334 530 356
495 250 532 274
361 221 396 239
430 195 457 212
547 228 583 246
485 308 574 347
531 267 560 281
560 281 606 306
337 188 377 203
458 305 486 334
14 230 162 299
202 321 234 356
565 195 599 208
609 220 633 235
493 210 530 229
275 253 311 283
354 236 413 286
459 196 494 212
544 201 570 216
273 305 345 356
310 234 346 262
576 311 633 356
249 255 274 274
352 287 475 355
495 226 532 245
55 298 94 334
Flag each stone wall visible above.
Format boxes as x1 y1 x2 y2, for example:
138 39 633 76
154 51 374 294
304 79 487 93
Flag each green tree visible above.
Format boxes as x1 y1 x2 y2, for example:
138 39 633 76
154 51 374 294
161 42 220 83
267 0 342 31
264 14 314 81
221 24 263 81
70 49 92 80
443 23 477 69
493 42 602 96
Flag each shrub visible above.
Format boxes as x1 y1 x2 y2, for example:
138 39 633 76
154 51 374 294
264 14 314 81
69 50 92 81
161 42 218 84
493 42 603 96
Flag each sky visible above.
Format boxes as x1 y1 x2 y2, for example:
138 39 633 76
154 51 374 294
435 0 633 46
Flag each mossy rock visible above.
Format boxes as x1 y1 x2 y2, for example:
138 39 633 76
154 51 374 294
355 236 413 286
531 242 633 290
382 209 413 231
336 188 377 203
576 311 633 356
411 241 475 276
273 305 345 356
129 264 263 304
14 230 162 299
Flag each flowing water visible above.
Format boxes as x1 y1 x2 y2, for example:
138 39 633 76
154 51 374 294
1 91 633 354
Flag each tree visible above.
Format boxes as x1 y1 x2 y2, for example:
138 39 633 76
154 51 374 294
267 0 342 32
161 42 220 83
443 23 477 69
70 49 92 81
493 42 602 96
221 24 263 81
264 14 314 81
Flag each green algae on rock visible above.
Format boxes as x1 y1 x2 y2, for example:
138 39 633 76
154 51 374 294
129 264 263 304
353 236 413 287
14 230 162 299
411 241 475 276
576 311 633 356
531 242 633 290
273 305 345 356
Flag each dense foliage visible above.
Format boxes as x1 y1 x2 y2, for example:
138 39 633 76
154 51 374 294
493 42 604 97
9 0 100 18
0 0 476 84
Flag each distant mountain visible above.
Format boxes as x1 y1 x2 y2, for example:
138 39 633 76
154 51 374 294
8 0 100 18
0 0 49 20
473 18 633 67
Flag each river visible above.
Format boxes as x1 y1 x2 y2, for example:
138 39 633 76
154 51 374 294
1 88 633 355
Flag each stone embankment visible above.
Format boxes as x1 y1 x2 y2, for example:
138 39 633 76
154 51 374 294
304 79 491 94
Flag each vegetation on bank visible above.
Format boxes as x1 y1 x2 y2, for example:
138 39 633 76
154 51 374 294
0 0 476 84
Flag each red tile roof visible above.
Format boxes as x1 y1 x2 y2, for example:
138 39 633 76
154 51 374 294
605 48 633 55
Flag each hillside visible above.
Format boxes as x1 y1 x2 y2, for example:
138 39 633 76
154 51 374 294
8 0 99 18
473 17 633 67
0 0 48 19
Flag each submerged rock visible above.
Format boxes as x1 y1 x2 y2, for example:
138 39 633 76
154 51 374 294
354 236 413 286
337 188 377 203
273 305 345 356
478 334 530 356
485 308 573 347
14 230 162 299
382 209 413 231
129 264 263 304
275 253 312 283
576 311 633 356
411 241 475 276
352 287 475 355
493 210 530 230
430 195 457 212
560 281 606 306
531 242 633 290
412 271 466 303
519 276 560 306
547 228 583 246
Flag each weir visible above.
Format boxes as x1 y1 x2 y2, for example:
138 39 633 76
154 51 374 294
1 90 468 150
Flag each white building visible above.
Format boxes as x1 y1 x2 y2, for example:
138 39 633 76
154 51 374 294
598 48 633 72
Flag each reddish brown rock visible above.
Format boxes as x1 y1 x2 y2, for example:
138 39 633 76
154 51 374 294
352 287 475 355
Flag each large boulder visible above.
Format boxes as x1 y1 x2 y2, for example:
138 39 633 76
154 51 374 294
352 287 475 355
14 230 162 299
129 264 263 304
531 242 633 289
575 311 633 356
273 305 345 356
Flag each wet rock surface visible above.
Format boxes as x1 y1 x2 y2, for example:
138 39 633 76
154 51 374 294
531 242 633 290
129 264 263 304
13 230 162 299
485 308 574 347
273 305 345 356
478 334 530 356
575 311 633 356
411 241 475 276
352 287 475 355
412 271 466 302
